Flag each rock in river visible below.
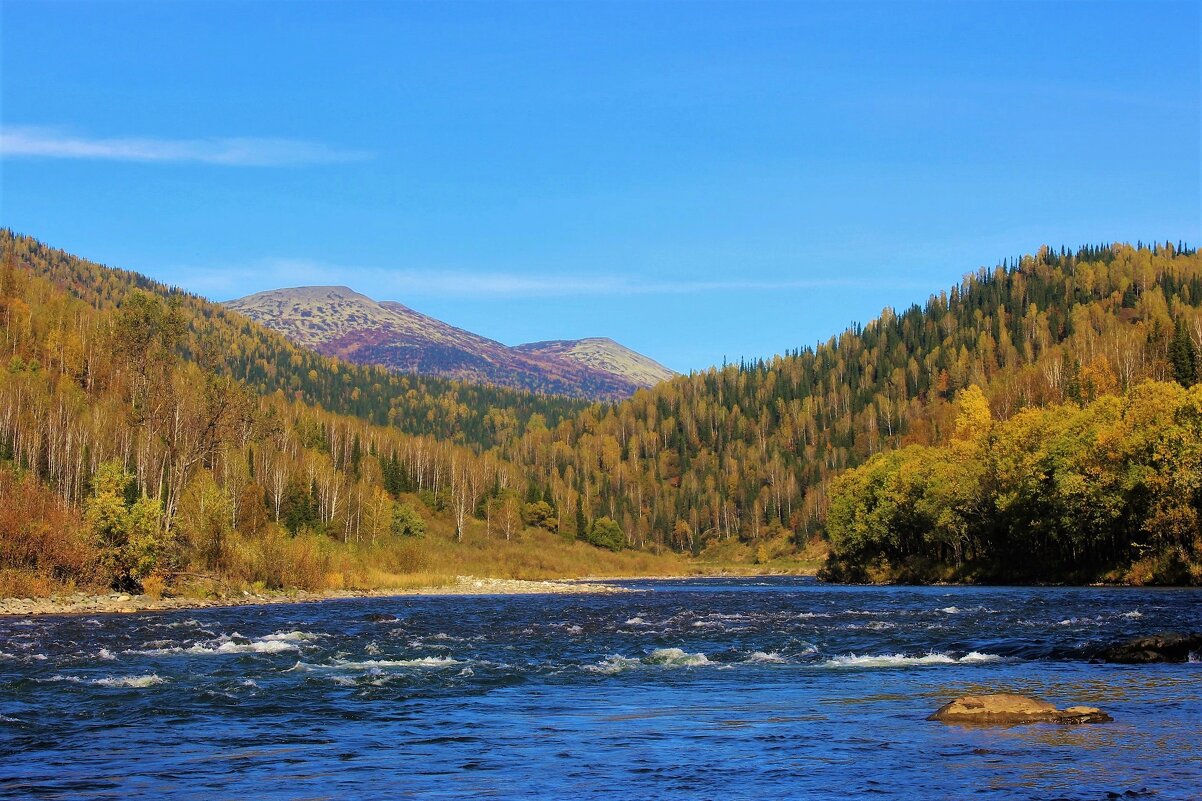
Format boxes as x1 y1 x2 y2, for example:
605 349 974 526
1097 632 1202 664
929 694 1112 725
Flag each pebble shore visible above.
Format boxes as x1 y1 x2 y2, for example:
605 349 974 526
0 576 630 617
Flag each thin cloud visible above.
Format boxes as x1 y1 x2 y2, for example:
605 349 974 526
0 126 370 166
167 257 930 301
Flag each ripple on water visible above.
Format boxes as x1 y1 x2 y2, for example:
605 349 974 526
2 578 1200 800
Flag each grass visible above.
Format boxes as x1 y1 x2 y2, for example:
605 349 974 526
0 488 827 601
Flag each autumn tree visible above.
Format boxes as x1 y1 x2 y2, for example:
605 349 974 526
85 461 168 591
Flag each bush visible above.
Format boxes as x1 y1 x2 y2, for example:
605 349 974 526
584 517 624 551
0 468 96 587
85 461 169 591
391 503 426 537
141 573 167 599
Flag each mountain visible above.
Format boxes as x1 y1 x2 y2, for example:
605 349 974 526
225 286 675 400
513 338 676 388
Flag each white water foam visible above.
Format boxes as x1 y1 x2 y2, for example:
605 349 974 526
288 655 461 672
139 631 313 656
586 655 641 674
47 675 85 684
624 617 647 625
48 673 165 688
823 651 1003 668
646 647 709 667
261 630 323 643
745 651 787 663
336 656 461 669
94 674 165 688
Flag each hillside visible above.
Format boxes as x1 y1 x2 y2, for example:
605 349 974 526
2 233 1199 596
227 286 674 400
0 232 590 449
499 242 1202 583
0 232 688 599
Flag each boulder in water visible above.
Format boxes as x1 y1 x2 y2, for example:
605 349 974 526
929 693 1112 725
1097 632 1202 664
363 612 400 622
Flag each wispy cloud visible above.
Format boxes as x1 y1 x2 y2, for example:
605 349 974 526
167 257 930 301
0 125 370 166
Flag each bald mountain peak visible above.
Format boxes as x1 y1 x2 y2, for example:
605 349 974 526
225 286 675 400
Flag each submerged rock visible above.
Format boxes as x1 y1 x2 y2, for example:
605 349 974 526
1097 632 1202 664
929 693 1112 725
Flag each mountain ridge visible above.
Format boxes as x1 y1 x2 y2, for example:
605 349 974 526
226 285 675 400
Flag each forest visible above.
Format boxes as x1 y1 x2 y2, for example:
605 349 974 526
493 240 1202 569
1 230 1199 595
823 382 1202 584
0 232 686 598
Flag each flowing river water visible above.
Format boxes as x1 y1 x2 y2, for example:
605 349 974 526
1 577 1200 799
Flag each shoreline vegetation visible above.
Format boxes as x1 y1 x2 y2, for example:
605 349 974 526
822 382 1202 586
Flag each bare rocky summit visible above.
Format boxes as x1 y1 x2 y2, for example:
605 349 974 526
225 286 675 400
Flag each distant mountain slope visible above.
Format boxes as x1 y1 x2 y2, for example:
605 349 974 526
226 286 675 400
514 338 676 387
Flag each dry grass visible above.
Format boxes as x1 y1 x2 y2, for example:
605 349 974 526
0 476 822 600
140 574 167 600
0 569 59 598
0 468 97 585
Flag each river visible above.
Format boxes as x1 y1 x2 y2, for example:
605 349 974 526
2 577 1199 799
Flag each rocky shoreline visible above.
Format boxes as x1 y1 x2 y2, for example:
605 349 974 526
0 576 631 617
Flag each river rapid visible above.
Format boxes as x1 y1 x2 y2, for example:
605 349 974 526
1 577 1199 799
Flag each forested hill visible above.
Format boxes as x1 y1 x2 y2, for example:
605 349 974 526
0 232 676 597
0 231 589 449
2 231 1199 593
504 242 1202 556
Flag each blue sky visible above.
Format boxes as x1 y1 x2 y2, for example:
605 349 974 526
2 1 1198 373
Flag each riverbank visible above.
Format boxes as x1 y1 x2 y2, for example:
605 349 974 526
0 575 632 617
